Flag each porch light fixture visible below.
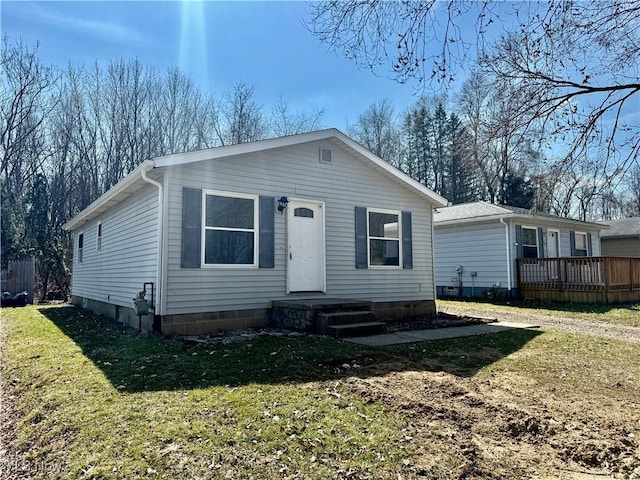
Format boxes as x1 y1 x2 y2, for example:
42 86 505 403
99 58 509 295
277 196 289 214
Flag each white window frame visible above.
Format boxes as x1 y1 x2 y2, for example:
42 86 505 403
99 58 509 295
574 231 588 256
78 231 84 263
521 226 538 258
96 221 102 252
367 207 402 269
201 190 259 268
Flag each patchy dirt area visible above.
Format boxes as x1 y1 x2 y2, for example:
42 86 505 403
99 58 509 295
334 359 640 479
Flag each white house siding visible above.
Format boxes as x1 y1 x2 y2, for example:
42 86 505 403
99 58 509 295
71 184 159 309
434 222 509 296
163 140 436 315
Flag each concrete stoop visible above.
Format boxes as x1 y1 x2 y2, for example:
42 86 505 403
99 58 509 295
270 298 387 338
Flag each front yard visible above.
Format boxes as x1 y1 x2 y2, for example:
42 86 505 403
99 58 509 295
1 304 639 479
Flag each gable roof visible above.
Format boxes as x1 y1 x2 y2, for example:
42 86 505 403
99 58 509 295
434 201 607 230
63 129 447 231
601 217 640 238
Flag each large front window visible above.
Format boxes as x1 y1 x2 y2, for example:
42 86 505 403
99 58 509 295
522 227 538 258
203 192 257 266
368 209 401 266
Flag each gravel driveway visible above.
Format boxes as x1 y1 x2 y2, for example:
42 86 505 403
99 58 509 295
438 303 640 344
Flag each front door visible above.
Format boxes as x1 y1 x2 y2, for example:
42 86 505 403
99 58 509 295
547 230 560 279
548 230 559 257
287 200 325 293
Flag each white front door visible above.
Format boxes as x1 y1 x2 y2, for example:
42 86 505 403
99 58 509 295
548 230 559 258
547 230 560 279
287 199 325 293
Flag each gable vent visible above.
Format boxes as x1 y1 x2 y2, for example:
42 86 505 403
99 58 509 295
319 147 332 163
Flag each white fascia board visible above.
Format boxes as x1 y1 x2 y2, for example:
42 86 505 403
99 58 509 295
62 160 155 231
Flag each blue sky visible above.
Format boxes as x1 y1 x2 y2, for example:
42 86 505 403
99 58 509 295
1 0 440 131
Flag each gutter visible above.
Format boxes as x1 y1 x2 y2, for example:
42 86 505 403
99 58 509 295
140 166 164 318
500 217 513 293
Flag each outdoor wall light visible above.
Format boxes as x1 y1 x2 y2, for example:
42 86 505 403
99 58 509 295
277 196 289 214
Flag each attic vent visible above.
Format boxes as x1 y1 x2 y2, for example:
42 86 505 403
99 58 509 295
319 147 332 163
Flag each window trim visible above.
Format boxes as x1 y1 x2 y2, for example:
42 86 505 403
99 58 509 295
521 226 539 258
201 189 259 268
574 231 588 257
96 221 102 252
78 231 84 263
367 207 402 269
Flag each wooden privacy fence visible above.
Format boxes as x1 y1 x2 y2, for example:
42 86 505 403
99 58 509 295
517 256 640 304
1 258 35 304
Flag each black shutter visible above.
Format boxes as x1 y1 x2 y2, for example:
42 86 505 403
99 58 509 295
515 225 523 258
570 231 576 256
587 232 593 256
181 187 202 268
355 207 368 269
537 227 545 258
259 196 275 268
402 211 413 269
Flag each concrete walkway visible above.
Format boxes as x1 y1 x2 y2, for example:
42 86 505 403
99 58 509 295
344 321 540 346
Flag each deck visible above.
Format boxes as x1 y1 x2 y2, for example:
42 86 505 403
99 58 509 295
517 257 640 304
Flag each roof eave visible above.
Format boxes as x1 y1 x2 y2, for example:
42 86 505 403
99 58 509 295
62 160 155 231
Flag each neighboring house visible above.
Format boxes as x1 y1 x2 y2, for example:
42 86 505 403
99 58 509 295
62 129 447 335
601 217 640 257
433 201 607 298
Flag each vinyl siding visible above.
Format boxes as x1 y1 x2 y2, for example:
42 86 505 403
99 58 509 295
601 238 640 257
71 184 159 307
434 223 509 290
163 140 436 315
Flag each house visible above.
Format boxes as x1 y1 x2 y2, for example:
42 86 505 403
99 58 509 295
601 217 640 257
433 201 607 298
62 129 447 335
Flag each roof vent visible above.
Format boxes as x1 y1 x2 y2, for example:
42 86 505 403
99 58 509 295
319 147 332 163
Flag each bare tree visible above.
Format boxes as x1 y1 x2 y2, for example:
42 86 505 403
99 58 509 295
214 83 267 146
306 1 495 86
1 37 58 202
348 98 403 167
269 97 325 137
482 1 640 180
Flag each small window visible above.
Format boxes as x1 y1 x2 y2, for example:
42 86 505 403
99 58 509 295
368 210 400 266
96 221 102 251
575 232 588 256
294 207 314 218
203 192 257 266
78 233 84 263
522 227 538 258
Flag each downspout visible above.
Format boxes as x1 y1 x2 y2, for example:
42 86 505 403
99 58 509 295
500 217 512 294
431 207 439 309
141 166 164 324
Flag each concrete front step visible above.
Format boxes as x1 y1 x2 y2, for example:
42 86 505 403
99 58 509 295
316 310 376 333
327 321 387 339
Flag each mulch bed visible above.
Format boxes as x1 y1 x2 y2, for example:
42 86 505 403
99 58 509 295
384 311 497 333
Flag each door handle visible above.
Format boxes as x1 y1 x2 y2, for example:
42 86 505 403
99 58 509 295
289 252 293 260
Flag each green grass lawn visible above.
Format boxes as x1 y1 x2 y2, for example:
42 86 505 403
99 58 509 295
439 298 640 327
2 304 639 479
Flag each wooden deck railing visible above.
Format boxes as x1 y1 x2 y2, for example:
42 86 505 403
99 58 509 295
517 256 640 304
